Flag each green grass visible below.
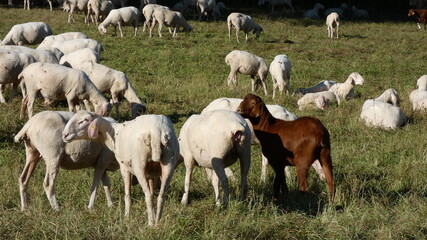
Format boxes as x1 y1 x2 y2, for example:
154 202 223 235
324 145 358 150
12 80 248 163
0 7 426 239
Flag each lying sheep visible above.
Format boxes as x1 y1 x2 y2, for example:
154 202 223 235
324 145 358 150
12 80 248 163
37 32 88 48
63 0 90 23
0 45 60 63
98 6 142 37
269 54 291 98
328 72 365 103
72 62 146 118
142 4 169 33
62 110 179 226
59 48 100 67
297 91 339 110
360 89 406 130
326 12 340 39
18 62 111 119
1 22 52 46
15 111 119 211
50 38 104 55
225 50 268 96
150 8 193 38
303 3 324 19
293 80 337 95
179 109 251 206
409 75 427 111
0 49 36 103
87 0 115 25
227 12 263 43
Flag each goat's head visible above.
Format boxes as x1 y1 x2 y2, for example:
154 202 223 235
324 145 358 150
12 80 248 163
62 111 98 143
236 94 266 119
408 9 416 17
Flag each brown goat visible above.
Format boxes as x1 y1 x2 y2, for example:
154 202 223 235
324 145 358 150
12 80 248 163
236 93 335 204
408 9 427 30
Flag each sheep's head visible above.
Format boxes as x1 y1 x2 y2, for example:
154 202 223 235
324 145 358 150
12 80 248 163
253 26 263 38
416 75 427 91
237 94 266 121
349 72 365 85
62 111 98 143
131 103 147 118
98 24 108 35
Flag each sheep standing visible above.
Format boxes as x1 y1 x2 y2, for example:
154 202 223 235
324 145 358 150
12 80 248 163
328 72 365 103
142 4 169 33
179 110 251 206
37 32 89 48
15 111 119 211
98 6 142 37
269 54 291 98
62 111 179 226
0 22 52 46
303 3 324 19
150 8 193 38
227 12 263 43
225 50 269 96
326 12 340 39
64 0 90 23
87 0 115 25
18 62 111 119
409 75 427 111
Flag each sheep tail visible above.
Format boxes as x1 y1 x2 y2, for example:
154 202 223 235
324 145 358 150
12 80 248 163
14 122 30 142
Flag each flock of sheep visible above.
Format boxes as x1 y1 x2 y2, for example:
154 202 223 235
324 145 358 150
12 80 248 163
1 0 427 228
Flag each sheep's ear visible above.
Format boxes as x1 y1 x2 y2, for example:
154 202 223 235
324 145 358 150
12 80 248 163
88 118 99 139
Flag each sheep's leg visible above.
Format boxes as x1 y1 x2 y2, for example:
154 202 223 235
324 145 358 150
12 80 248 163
260 78 268 96
312 160 325 181
48 0 53 11
19 146 41 210
0 84 6 103
245 32 249 43
119 166 132 216
43 162 60 210
260 154 269 183
336 26 339 39
227 69 238 87
238 147 250 201
20 94 29 119
26 93 36 119
206 168 221 206
101 172 113 207
149 18 157 38
272 77 277 98
158 22 163 38
143 19 150 32
228 23 232 40
181 157 195 205
118 22 124 38
250 75 256 92
211 158 229 206
235 28 241 43
135 171 155 226
9 82 19 103
172 27 177 37
134 24 138 37
88 154 111 210
155 162 175 225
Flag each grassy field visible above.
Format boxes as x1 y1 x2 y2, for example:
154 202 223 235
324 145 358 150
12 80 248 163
0 6 426 239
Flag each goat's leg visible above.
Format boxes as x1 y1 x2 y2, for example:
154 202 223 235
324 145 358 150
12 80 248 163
19 146 41 210
272 163 287 204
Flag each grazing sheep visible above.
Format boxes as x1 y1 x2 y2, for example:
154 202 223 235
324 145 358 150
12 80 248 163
37 32 88 48
98 6 142 37
0 45 59 63
15 111 119 211
409 75 427 111
196 0 225 21
258 0 295 16
324 2 348 18
150 8 193 38
0 49 36 103
0 22 52 46
408 9 427 30
328 72 365 103
326 12 340 39
50 38 104 55
269 54 291 98
227 12 263 43
351 5 369 19
225 50 268 96
59 48 100 67
62 110 179 226
297 91 339 110
237 94 335 204
179 110 251 206
18 62 111 119
35 47 64 62
360 89 406 130
71 62 146 118
142 4 170 33
63 0 90 23
87 0 115 25
293 80 337 95
303 3 324 19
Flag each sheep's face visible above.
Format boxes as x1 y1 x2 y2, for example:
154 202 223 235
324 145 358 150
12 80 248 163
254 27 263 38
350 72 365 85
62 111 96 143
98 25 107 35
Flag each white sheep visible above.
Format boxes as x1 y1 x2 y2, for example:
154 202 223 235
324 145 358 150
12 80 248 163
87 0 115 25
150 8 193 38
35 47 64 62
302 3 324 19
0 45 60 63
409 75 427 111
71 62 146 118
63 0 90 23
142 4 169 33
62 111 179 226
375 88 400 106
328 72 365 103
50 38 104 55
98 6 142 37
179 109 251 206
37 32 89 48
324 2 348 18
0 22 52 46
196 0 225 21
227 12 263 43
269 54 291 98
258 0 294 16
0 49 36 103
14 110 119 211
297 91 339 110
18 62 111 119
225 50 269 96
59 48 100 67
326 12 340 39
293 80 337 95
351 5 369 19
360 89 406 130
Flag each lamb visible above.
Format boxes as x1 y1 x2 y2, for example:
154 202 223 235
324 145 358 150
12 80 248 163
37 32 88 48
179 109 251 206
351 5 369 19
63 0 90 23
360 89 406 130
59 48 100 67
98 6 142 37
258 0 295 16
237 94 335 204
302 3 324 19
71 62 146 118
0 22 52 46
50 38 104 55
0 45 60 63
328 72 365 103
326 12 340 39
142 4 169 33
14 111 119 211
18 62 111 119
150 8 193 38
0 49 36 103
269 54 291 98
293 80 337 95
225 50 269 96
196 0 225 21
297 91 339 110
409 75 427 111
324 2 348 18
408 9 427 30
87 0 115 25
62 110 179 226
227 12 263 43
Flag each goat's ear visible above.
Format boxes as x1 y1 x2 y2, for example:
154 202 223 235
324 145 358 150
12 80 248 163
250 101 263 117
88 118 99 139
